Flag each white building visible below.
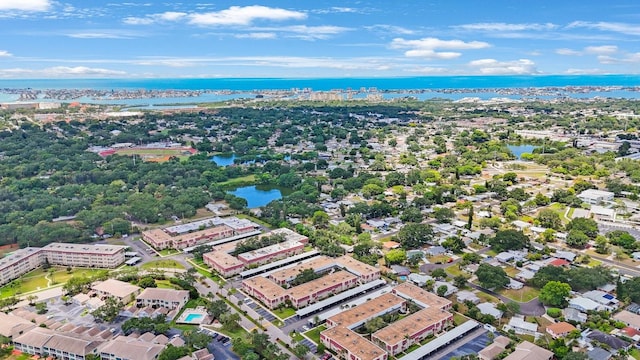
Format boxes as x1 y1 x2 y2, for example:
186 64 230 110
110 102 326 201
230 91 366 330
578 189 614 205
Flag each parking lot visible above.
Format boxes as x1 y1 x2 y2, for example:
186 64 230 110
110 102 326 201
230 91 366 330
436 331 492 360
200 328 240 360
242 297 278 324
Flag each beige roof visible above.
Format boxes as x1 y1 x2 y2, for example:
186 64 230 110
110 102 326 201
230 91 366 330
14 327 104 356
393 282 451 310
42 242 126 255
546 321 576 335
614 310 640 329
0 312 35 338
287 271 357 300
372 307 452 346
504 341 553 360
321 326 386 360
327 293 405 328
98 335 164 360
479 336 511 360
243 276 286 299
268 255 378 284
92 279 141 299
137 288 189 302
204 250 244 269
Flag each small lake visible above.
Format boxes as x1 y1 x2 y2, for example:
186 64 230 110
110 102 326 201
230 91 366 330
227 185 292 208
507 144 537 160
211 153 236 166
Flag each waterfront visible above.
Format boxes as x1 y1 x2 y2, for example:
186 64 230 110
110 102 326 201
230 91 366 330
227 185 292 208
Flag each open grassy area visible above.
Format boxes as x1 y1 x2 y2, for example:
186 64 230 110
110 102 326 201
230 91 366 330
504 266 520 277
485 249 498 257
114 148 195 162
500 286 540 303
291 331 305 343
445 265 464 277
141 259 185 270
156 279 181 289
587 259 602 267
453 312 469 326
476 291 500 304
629 348 640 360
428 254 451 264
217 174 257 187
304 325 326 345
0 267 108 299
273 306 296 320
235 213 272 229
158 249 180 256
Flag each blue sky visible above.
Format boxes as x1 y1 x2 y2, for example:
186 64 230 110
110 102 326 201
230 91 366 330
1 0 640 78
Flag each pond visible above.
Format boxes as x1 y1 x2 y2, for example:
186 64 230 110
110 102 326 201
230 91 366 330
227 185 293 208
210 153 236 167
507 144 537 160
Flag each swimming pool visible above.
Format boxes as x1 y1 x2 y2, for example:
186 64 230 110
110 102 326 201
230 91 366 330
184 313 204 322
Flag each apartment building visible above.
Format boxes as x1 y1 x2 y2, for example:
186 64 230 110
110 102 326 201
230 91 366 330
268 255 380 286
13 327 103 360
142 216 261 250
371 307 453 355
0 243 126 287
392 282 452 311
237 239 305 266
0 248 45 287
42 243 126 268
203 251 245 278
91 279 141 303
136 288 189 311
321 326 387 360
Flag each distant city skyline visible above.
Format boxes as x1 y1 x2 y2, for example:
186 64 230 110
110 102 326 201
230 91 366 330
1 0 639 78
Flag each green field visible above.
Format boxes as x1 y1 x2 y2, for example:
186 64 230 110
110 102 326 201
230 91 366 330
272 306 296 320
141 259 185 270
304 325 326 345
453 312 470 326
0 267 108 299
500 286 540 302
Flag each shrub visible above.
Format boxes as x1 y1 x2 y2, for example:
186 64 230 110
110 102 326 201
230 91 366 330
547 308 562 318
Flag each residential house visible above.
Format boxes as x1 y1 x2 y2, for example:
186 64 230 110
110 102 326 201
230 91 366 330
456 291 480 304
613 310 640 330
503 341 553 360
586 330 631 351
426 245 447 257
554 251 577 262
477 302 503 319
516 270 535 282
563 308 587 323
408 273 433 287
569 297 603 312
507 278 524 290
546 322 576 339
433 281 458 296
505 316 538 336
582 290 619 309
91 279 141 304
479 336 511 360
390 265 410 276
587 347 612 360
136 288 189 311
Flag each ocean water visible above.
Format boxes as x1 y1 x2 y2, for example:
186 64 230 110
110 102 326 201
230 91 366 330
2 75 640 104
1 75 639 91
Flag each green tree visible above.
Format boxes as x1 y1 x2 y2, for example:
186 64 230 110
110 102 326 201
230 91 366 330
566 218 599 239
489 229 529 252
431 268 447 279
442 236 466 253
539 281 571 307
138 276 157 288
437 285 448 297
476 263 509 290
453 275 468 288
92 297 123 323
292 343 310 359
158 345 190 360
183 329 212 350
566 229 589 248
397 223 434 248
401 207 423 223
311 210 329 228
206 299 229 320
385 248 407 265
433 207 456 223
537 209 562 230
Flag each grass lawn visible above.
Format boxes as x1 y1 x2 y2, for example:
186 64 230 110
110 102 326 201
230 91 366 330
304 325 326 345
141 259 185 270
587 259 602 267
500 286 540 303
476 291 500 304
630 348 640 360
215 324 251 340
504 266 520 277
445 266 464 277
218 175 257 187
428 254 451 264
190 261 225 285
273 306 296 320
453 312 469 326
567 208 576 219
485 249 498 257
0 267 108 299
156 279 181 289
291 331 305 343
158 249 181 256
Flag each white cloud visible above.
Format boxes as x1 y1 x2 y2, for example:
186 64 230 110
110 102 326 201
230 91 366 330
0 0 50 11
234 32 277 39
468 58 538 75
584 45 618 55
124 11 187 25
565 68 607 74
456 22 557 31
390 37 489 59
66 31 138 39
556 48 582 56
0 66 126 78
568 21 640 36
249 25 351 40
406 66 452 74
188 5 306 27
365 24 415 35
0 50 13 57
596 52 640 64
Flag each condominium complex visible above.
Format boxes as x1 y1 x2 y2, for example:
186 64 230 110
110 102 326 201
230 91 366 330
321 283 453 360
203 227 310 277
0 243 127 287
141 216 260 250
136 288 189 311
241 255 379 309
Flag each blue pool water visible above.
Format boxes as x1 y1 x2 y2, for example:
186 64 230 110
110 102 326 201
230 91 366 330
185 313 204 322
